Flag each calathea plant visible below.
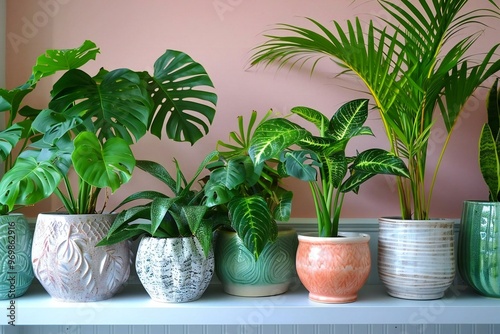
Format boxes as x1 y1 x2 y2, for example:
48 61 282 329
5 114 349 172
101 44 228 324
0 40 217 214
204 110 293 259
479 78 500 202
250 0 500 220
248 99 409 237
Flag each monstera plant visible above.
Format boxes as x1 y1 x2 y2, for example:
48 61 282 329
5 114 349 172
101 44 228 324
0 40 218 303
0 40 217 214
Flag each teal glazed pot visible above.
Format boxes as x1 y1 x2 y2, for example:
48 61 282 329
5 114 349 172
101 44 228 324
458 200 500 298
215 227 298 297
0 214 35 299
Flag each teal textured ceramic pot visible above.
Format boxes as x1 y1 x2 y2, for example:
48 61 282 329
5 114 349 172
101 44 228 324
215 227 298 297
458 200 500 298
0 214 34 299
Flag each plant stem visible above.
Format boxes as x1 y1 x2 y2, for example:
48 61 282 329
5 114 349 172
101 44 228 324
332 189 344 237
427 129 454 217
54 188 74 214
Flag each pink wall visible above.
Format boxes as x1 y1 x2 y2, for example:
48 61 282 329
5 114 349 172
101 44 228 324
5 0 498 219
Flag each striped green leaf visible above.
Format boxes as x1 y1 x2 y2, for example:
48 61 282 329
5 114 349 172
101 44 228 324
228 195 276 260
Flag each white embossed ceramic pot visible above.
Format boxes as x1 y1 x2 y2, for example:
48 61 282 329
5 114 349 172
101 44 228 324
135 236 214 303
0 214 35 299
215 227 298 297
32 213 131 302
296 232 371 303
378 217 455 300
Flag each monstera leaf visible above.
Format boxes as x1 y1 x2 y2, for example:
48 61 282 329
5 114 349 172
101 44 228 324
0 124 25 161
31 40 99 83
49 68 151 144
148 50 218 144
0 157 62 210
72 132 135 192
0 86 33 121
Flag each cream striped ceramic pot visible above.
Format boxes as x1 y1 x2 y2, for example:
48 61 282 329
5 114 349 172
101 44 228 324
377 217 455 300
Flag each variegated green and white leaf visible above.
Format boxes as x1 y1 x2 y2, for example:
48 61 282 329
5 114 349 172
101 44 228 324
350 148 410 177
328 99 369 141
479 124 500 201
249 118 309 165
228 195 275 260
291 106 329 132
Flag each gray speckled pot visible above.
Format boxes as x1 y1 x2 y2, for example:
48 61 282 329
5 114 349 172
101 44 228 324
136 236 214 303
32 213 131 302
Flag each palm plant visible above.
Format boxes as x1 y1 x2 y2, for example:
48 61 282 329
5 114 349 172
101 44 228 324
248 99 409 237
250 0 500 220
0 40 217 214
204 110 293 259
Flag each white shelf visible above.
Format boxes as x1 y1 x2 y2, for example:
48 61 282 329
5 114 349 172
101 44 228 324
7 282 500 326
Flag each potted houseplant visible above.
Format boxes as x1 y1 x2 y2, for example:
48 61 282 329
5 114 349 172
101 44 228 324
250 0 500 299
204 110 298 297
98 151 225 303
0 40 218 301
0 88 36 299
458 78 500 298
248 99 409 303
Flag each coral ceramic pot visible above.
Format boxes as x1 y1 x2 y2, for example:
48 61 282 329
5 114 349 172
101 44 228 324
296 232 371 303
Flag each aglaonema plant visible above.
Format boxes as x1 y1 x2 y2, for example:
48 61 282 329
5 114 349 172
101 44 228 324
248 99 409 237
479 78 500 202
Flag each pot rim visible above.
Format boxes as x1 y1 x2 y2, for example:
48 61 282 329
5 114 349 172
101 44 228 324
462 200 500 205
37 212 117 217
141 235 197 241
379 216 455 224
298 231 370 243
0 213 25 217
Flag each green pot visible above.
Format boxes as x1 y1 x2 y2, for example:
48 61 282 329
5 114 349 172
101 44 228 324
458 200 500 298
215 227 298 297
0 214 35 299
